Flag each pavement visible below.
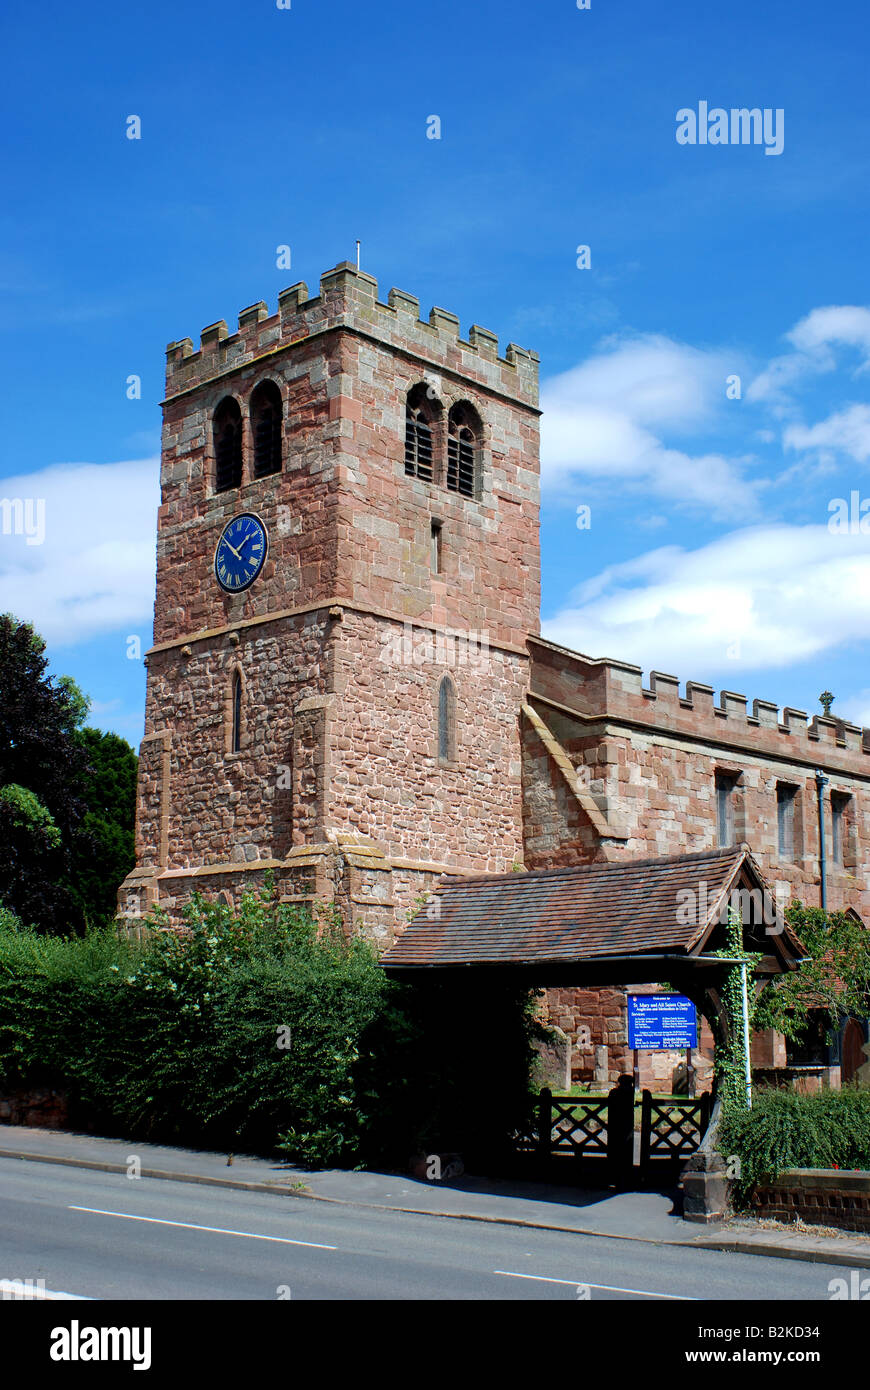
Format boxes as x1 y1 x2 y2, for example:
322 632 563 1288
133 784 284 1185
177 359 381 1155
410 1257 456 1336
1 1123 869 1270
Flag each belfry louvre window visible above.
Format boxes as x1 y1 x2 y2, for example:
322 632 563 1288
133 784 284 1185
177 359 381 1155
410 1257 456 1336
405 384 436 482
214 397 243 492
251 380 283 479
447 403 479 498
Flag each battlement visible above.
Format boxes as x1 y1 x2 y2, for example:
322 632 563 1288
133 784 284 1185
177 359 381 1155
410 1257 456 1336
528 636 870 774
164 261 540 409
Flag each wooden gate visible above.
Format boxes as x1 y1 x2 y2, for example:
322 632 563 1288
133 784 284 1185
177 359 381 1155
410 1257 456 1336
513 1081 710 1183
639 1090 711 1176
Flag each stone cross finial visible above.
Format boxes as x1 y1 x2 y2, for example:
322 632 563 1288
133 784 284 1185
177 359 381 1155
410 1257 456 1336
819 691 835 716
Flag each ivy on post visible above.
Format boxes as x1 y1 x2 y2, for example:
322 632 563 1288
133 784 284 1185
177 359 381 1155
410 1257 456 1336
714 908 762 1113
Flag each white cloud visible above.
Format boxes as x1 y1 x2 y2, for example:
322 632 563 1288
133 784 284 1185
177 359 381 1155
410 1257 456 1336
543 523 870 681
0 459 159 646
783 403 870 464
787 305 870 359
748 305 870 412
540 334 756 518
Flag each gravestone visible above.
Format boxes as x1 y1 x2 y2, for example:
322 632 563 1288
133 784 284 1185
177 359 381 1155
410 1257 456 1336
532 1026 571 1091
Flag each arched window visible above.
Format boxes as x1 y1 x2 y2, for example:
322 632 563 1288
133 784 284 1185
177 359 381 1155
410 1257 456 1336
405 383 439 483
231 670 242 753
438 674 456 763
251 380 283 479
447 402 480 498
214 397 243 492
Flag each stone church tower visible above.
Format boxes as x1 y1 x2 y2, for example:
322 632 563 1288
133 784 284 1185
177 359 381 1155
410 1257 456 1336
120 262 541 942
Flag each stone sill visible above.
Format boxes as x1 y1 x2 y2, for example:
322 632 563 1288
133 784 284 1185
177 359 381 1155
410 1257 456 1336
764 1169 870 1194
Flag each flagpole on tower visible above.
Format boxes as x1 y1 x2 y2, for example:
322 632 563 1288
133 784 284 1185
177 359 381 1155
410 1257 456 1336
356 240 361 271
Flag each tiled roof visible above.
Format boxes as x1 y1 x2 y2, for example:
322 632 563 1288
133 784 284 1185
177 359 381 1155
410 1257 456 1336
381 844 795 970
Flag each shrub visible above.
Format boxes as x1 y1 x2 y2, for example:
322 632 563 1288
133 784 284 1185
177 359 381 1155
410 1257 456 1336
719 1085 870 1203
0 887 542 1170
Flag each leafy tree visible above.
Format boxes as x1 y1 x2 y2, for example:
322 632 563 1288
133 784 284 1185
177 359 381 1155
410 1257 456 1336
0 615 90 931
753 900 870 1041
69 728 137 929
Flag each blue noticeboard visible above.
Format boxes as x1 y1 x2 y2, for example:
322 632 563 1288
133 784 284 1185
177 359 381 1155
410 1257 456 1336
628 995 698 1050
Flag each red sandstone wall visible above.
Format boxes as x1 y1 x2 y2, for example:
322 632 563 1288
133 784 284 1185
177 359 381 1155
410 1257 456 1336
140 611 330 872
154 332 341 650
526 642 870 921
126 263 541 932
330 610 527 872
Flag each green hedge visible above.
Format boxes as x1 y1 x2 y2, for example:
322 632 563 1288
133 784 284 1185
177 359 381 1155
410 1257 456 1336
0 889 541 1169
718 1086 870 1203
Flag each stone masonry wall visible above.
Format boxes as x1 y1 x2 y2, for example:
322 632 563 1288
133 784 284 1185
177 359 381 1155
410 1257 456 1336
329 609 528 874
139 610 330 872
526 639 870 921
124 262 541 934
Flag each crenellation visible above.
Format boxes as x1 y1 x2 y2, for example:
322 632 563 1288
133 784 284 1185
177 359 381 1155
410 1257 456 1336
429 305 460 336
753 698 779 729
685 680 715 714
238 301 268 330
645 671 680 703
783 707 808 734
387 287 420 318
468 324 499 359
166 337 194 364
841 722 864 752
200 320 229 350
163 262 539 408
811 715 841 746
278 282 311 316
719 690 749 720
528 639 870 772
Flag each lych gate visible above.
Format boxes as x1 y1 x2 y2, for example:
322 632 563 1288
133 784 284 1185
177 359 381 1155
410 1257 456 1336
381 844 806 1191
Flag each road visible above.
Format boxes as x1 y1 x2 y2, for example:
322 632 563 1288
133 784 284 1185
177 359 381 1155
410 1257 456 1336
0 1156 856 1301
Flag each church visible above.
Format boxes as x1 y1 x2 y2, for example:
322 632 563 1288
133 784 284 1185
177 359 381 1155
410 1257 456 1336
119 260 870 1091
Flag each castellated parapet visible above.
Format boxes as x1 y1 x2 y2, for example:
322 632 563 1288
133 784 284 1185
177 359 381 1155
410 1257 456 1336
528 636 870 774
523 634 870 931
164 261 540 409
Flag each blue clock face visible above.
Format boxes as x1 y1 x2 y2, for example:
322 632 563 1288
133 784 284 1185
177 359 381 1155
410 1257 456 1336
214 513 268 592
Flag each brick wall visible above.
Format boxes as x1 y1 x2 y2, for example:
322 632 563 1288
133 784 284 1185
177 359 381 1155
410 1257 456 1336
751 1169 870 1233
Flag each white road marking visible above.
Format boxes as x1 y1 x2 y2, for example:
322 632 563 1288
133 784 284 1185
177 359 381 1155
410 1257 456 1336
0 1279 92 1300
69 1206 337 1250
493 1270 696 1299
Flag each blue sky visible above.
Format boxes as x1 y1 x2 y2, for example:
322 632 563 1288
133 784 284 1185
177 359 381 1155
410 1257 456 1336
2 0 870 745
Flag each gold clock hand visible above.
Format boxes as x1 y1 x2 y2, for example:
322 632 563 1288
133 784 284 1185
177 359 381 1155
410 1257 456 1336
224 539 242 560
